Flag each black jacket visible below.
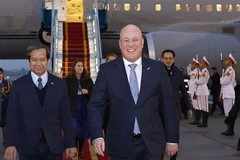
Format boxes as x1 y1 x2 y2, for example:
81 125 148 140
166 65 191 120
210 72 221 95
66 75 93 116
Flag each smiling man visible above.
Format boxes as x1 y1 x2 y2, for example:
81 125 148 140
88 24 179 160
4 44 77 160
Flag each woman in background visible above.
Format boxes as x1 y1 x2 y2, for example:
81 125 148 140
66 59 93 158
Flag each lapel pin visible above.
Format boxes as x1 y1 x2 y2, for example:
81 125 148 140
147 67 150 70
51 82 54 86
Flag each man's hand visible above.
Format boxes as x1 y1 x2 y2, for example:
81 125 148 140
5 146 17 160
188 109 193 118
93 139 105 157
82 89 88 94
220 93 223 100
165 143 178 157
65 147 78 158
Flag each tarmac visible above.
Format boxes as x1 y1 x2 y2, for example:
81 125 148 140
0 109 239 160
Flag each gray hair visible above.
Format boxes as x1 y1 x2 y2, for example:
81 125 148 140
26 44 50 61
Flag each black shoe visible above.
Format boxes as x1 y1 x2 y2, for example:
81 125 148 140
237 138 240 151
221 130 234 136
78 152 84 158
221 130 228 135
197 123 208 127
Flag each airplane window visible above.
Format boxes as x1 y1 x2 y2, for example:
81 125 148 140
114 3 120 11
226 4 232 12
196 4 201 11
155 4 161 11
186 4 191 11
105 4 109 11
124 3 130 11
216 4 222 12
206 4 212 12
237 4 240 12
93 3 106 10
176 4 182 11
135 3 141 11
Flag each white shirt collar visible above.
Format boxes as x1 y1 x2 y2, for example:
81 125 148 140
31 71 48 87
123 57 142 68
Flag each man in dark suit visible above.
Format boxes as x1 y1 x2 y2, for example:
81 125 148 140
161 49 192 160
4 44 77 160
88 24 179 160
209 67 224 116
0 68 11 143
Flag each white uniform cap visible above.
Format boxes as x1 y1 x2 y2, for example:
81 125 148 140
203 56 210 65
192 58 199 64
228 53 237 64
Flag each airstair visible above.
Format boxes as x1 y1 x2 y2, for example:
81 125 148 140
40 0 104 82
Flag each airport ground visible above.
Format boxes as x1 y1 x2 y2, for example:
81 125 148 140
0 109 239 160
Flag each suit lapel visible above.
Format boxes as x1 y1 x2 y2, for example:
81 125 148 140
137 58 150 107
43 73 55 110
114 58 135 105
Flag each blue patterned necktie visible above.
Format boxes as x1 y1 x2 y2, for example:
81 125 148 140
37 77 43 90
129 64 140 134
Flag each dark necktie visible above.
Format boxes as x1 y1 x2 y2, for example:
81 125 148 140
38 78 43 90
129 64 140 134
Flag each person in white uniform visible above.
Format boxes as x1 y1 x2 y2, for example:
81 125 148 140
195 56 210 127
187 58 201 125
220 53 237 136
220 53 237 117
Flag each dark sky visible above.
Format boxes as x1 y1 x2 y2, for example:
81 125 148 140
0 60 30 70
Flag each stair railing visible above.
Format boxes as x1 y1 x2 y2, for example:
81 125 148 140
92 0 103 71
49 0 58 74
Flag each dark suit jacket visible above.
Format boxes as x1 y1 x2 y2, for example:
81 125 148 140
88 57 178 157
167 66 191 121
5 72 75 155
0 79 11 126
1 79 11 104
210 72 221 95
66 75 93 116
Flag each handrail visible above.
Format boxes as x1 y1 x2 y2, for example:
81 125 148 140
49 0 58 74
50 0 55 73
93 0 103 68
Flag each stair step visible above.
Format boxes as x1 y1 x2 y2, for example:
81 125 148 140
62 41 89 45
62 36 88 41
63 22 87 27
62 49 90 53
62 44 86 48
57 55 95 60
62 53 90 57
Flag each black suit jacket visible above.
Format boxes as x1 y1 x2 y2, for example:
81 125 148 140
1 79 11 104
66 75 93 116
5 72 75 155
210 72 221 95
88 57 178 157
167 66 191 120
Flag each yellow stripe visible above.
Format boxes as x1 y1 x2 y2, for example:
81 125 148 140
65 22 69 76
82 22 88 70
